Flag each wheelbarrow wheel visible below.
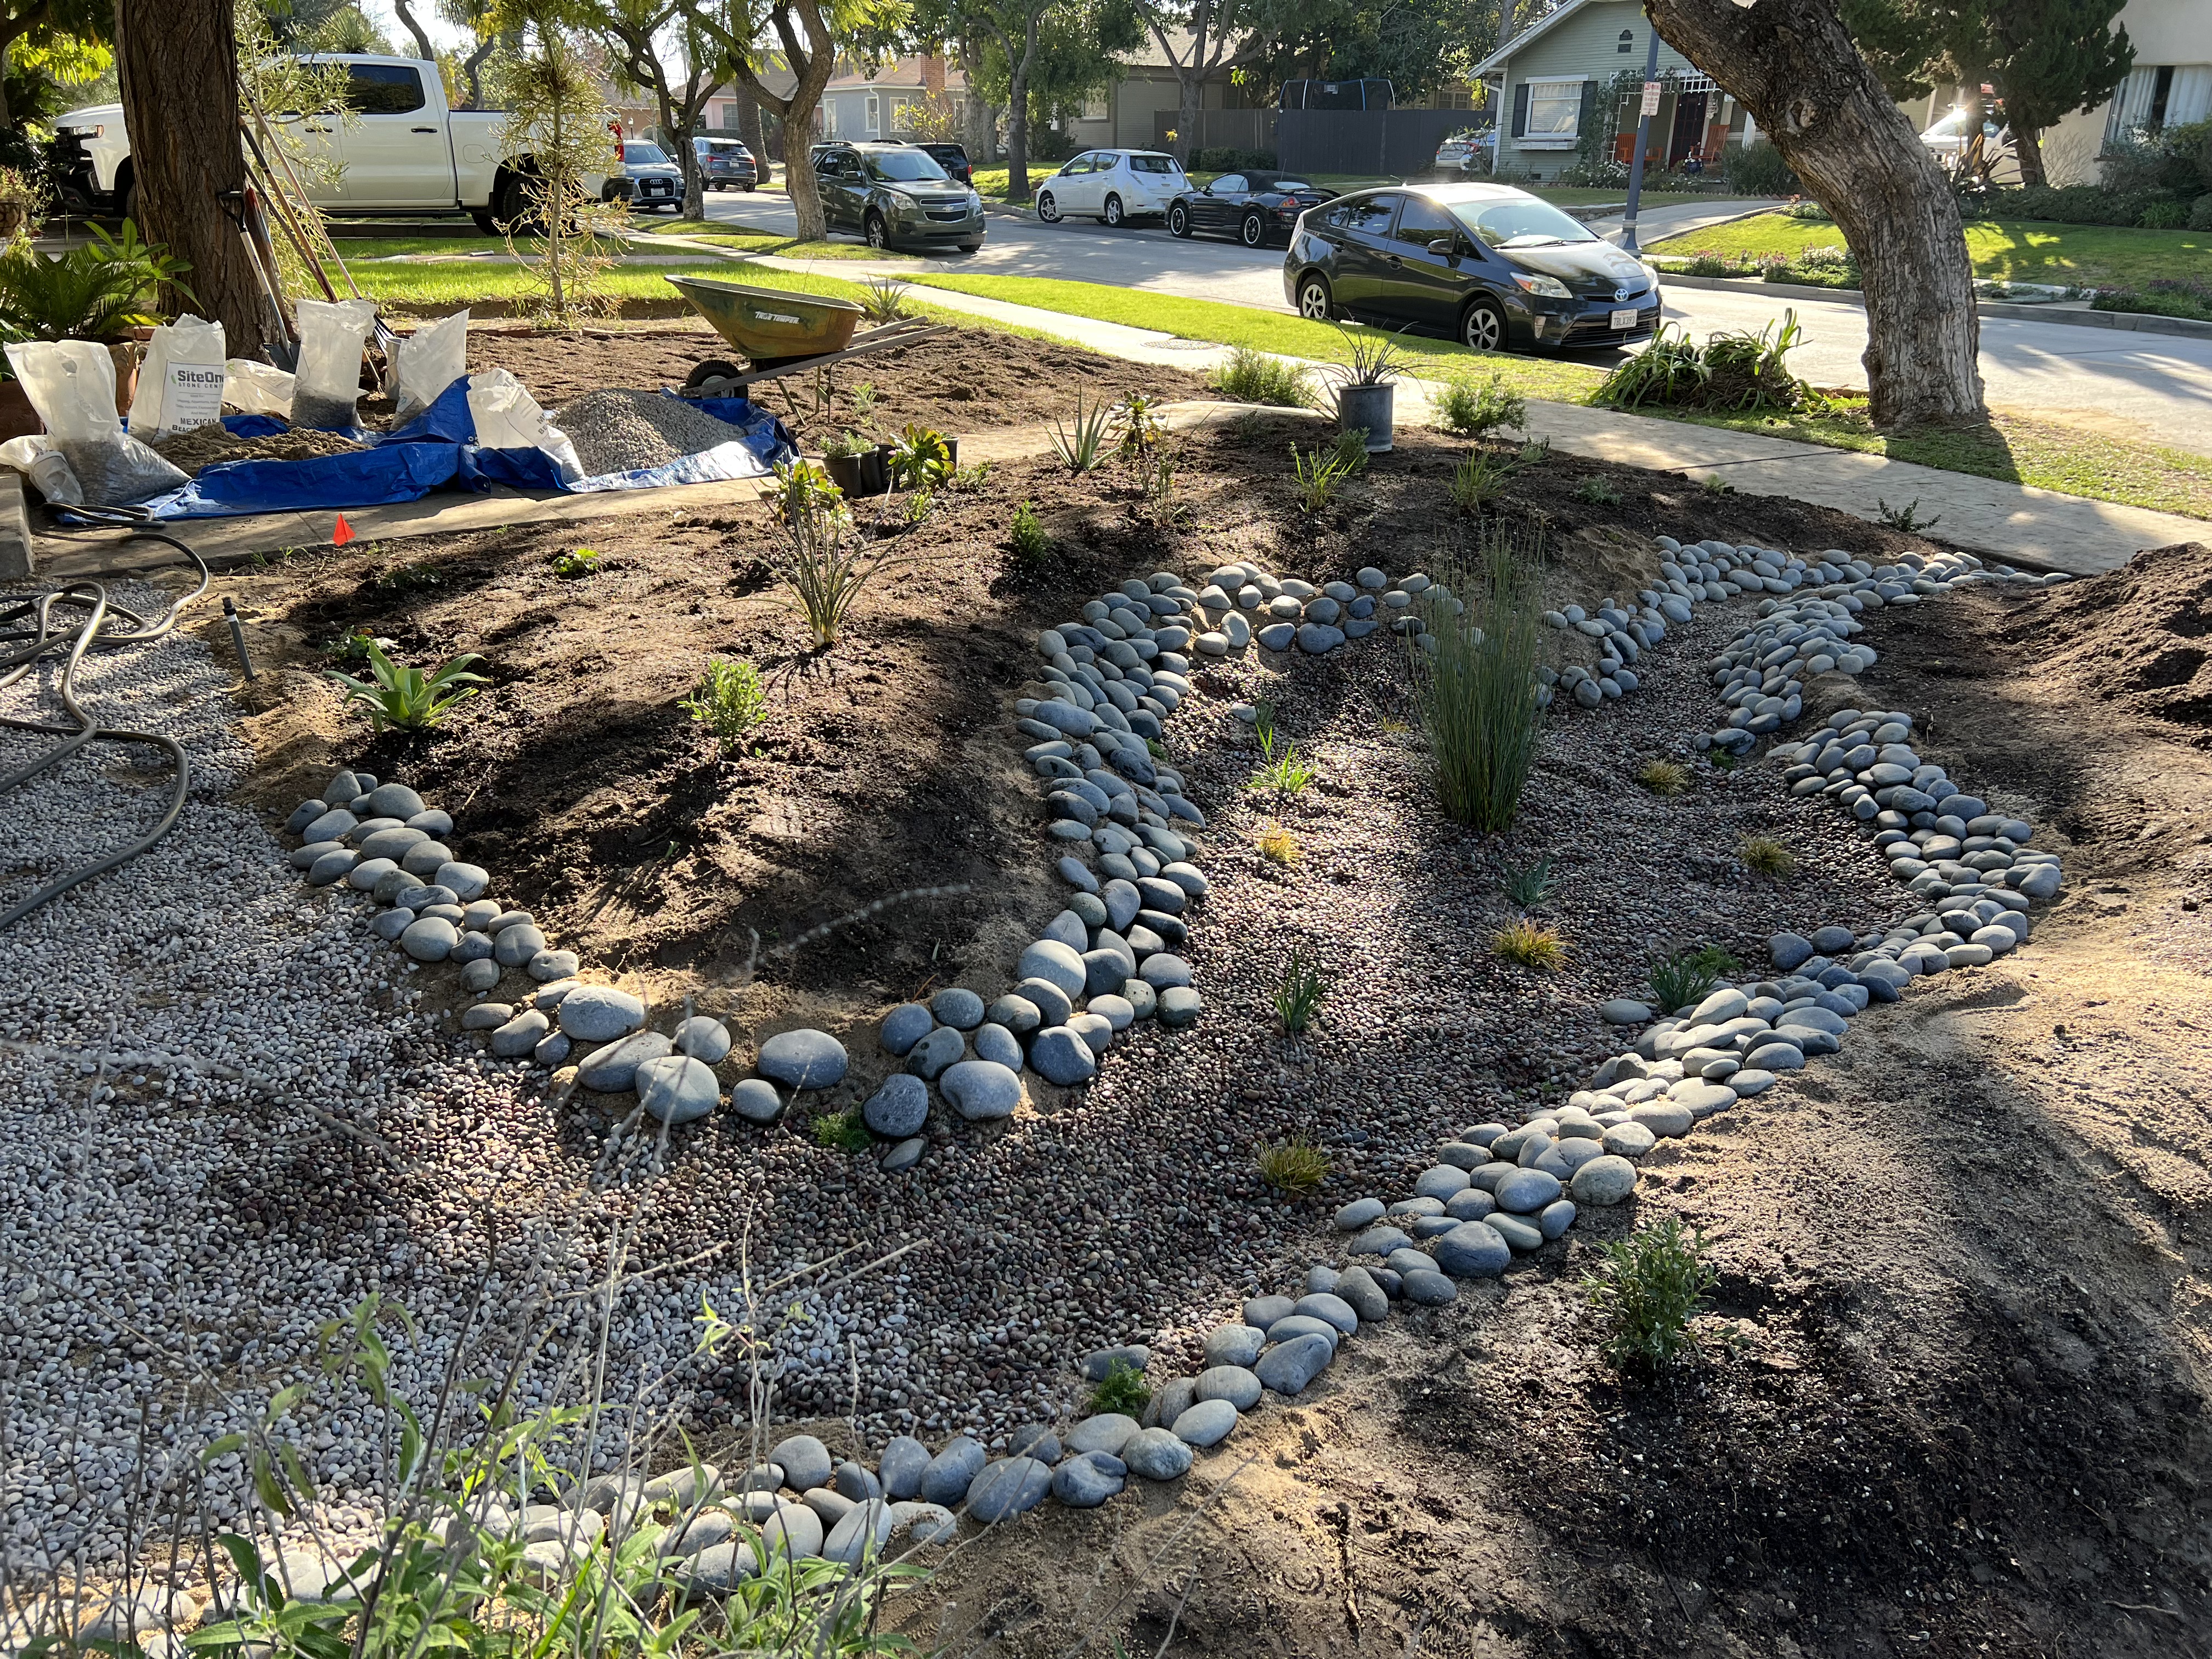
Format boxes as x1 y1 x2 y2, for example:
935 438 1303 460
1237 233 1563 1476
684 359 747 393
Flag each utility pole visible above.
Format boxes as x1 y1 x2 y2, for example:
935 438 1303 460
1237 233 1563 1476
1617 26 1663 255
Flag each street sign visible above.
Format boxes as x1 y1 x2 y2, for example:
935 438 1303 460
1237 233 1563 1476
1641 81 1663 116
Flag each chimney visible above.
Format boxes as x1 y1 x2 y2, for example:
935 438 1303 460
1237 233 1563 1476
922 53 945 95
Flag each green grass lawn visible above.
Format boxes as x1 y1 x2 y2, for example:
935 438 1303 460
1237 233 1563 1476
347 259 818 312
1651 212 2212 287
647 220 915 260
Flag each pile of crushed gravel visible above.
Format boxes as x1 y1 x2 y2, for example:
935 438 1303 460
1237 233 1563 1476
554 390 753 477
146 425 367 477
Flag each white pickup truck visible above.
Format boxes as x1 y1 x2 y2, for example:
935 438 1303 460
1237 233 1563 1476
54 53 628 233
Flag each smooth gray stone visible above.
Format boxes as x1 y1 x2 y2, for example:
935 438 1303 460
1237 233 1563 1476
1146 1376 1198 1429
284 798 326 836
1673 1080 1740 1118
1333 1266 1389 1322
1013 977 1074 1028
435 861 489 902
558 986 646 1042
357 826 428 863
907 1024 966 1081
917 1437 986 1506
941 1058 1023 1121
1306 1265 1339 1294
1413 1164 1471 1201
757 1028 848 1088
1080 1344 1150 1381
1493 1167 1564 1213
369 908 414 942
1101 877 1143 932
665 1509 735 1558
1194 1365 1263 1410
678 1539 758 1593
291 839 341 870
1294 1292 1359 1335
878 1436 930 1500
308 848 360 887
863 1073 930 1138
1443 1187 1497 1221
1571 1155 1640 1205
970 1022 1023 1069
1264 1314 1341 1350
822 1500 893 1567
1769 933 1815 970
1335 1197 1386 1230
1601 998 1652 1024
881 1136 926 1172
1348 1224 1415 1257
989 994 1042 1035
1052 1452 1126 1507
636 1055 718 1125
1491 1212 1544 1251
1029 1026 1097 1085
406 809 453 837
490 1009 550 1058
399 840 455 877
578 1032 672 1093
833 1460 882 1503
1058 854 1100 892
1119 1427 1193 1480
1201 1324 1265 1369
494 923 547 967
1242 1295 1296 1329
458 957 500 993
1432 1220 1511 1277
399 916 459 962
879 1003 933 1056
1018 938 1088 998
1629 1101 1695 1137
672 1016 732 1063
1437 1141 1491 1170
1402 1269 1459 1306
302 808 358 844
1173 1399 1238 1447
449 929 493 963
730 1077 784 1124
364 781 425 819
1066 1414 1142 1457
929 986 986 1030
1253 1333 1334 1396
1602 1121 1658 1158
758 1504 823 1560
1158 986 1201 1028
770 1436 832 1493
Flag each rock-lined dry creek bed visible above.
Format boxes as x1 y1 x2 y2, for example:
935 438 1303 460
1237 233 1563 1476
3 326 2209 1657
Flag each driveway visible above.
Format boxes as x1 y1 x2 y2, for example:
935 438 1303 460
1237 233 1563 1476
700 190 2212 454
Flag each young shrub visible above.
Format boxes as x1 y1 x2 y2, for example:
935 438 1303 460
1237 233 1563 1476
1049 388 1114 473
1435 371 1527 439
1255 1135 1331 1194
1273 943 1328 1031
1517 435 1553 466
1007 499 1051 566
1327 427 1372 475
1088 1356 1152 1417
1408 524 1547 832
1210 345 1313 407
1647 945 1739 1011
1257 823 1302 865
1289 440 1352 512
1638 758 1689 795
323 641 488 733
550 546 600 579
887 421 953 488
1739 833 1796 874
856 275 912 323
773 460 889 647
1877 495 1942 533
680 658 768 748
1572 475 1622 506
809 1107 872 1152
1113 391 1167 479
1450 448 1519 514
849 378 878 418
1583 1217 1717 1377
1492 918 1566 970
1500 854 1555 908
1701 473 1736 495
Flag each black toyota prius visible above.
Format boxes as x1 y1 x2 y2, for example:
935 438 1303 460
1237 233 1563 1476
1280 182 1662 353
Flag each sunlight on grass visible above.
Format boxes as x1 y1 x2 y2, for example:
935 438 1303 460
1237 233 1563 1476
1650 212 2212 287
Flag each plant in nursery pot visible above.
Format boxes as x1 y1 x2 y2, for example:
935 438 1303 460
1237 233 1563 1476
821 427 888 495
1328 326 1406 453
0 221 195 428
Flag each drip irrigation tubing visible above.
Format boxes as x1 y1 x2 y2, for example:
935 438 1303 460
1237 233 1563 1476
0 514 212 932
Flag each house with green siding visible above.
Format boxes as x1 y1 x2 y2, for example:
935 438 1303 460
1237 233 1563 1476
1472 0 1758 182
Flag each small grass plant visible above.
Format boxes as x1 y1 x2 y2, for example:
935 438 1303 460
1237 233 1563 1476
1517 436 1553 466
1409 524 1547 832
1572 474 1623 505
550 546 601 579
808 1107 872 1152
1008 499 1051 567
1435 371 1527 439
1493 918 1567 970
1250 701 1317 797
323 641 488 733
1639 758 1690 795
1739 833 1797 874
371 560 442 595
1877 495 1942 533
1210 345 1313 407
1583 1217 1717 1378
1328 427 1372 475
1088 1356 1152 1417
680 658 768 748
1049 387 1113 473
771 459 890 648
1273 944 1328 1031
1255 1135 1331 1194
1289 440 1353 512
1451 448 1518 514
1500 854 1556 908
1257 823 1302 865
1647 944 1740 1011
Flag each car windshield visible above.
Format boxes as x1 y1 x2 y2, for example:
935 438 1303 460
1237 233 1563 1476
1453 196 1597 249
623 143 670 166
1270 178 1313 191
702 141 744 155
1128 154 1181 174
865 150 951 182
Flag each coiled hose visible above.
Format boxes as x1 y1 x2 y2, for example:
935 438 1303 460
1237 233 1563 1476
0 513 211 931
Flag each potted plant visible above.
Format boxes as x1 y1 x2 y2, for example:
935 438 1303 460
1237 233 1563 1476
0 221 195 421
0 167 43 243
1328 326 1406 454
821 428 888 495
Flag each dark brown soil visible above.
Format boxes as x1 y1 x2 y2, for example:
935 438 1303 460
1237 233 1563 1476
1996 539 2212 741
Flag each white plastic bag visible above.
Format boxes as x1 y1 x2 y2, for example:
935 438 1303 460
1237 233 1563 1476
128 314 227 438
0 433 83 505
224 357 296 416
392 309 469 421
466 368 583 483
291 297 379 430
4 340 188 504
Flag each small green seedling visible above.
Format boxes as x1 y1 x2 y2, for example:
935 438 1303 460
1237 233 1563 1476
551 546 601 579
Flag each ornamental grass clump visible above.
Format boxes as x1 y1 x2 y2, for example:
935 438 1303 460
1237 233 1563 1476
1210 345 1313 407
771 460 891 648
1583 1217 1717 1377
1273 944 1328 1031
1639 758 1689 795
1647 944 1740 1011
1255 1135 1331 1194
1492 918 1566 970
1739 833 1797 874
1409 524 1546 832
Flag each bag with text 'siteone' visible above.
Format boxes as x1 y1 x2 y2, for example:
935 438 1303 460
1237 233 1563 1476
127 313 227 438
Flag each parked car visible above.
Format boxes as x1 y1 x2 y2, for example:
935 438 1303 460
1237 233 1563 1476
1432 128 1497 176
1166 171 1333 247
693 136 758 191
1283 183 1661 353
812 140 985 251
1919 106 2018 180
51 53 627 232
1035 149 1187 228
912 141 973 185
617 140 683 211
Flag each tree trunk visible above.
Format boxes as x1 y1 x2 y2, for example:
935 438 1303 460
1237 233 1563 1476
1174 68 1201 163
392 0 437 62
952 38 991 161
116 0 264 356
461 36 496 110
1005 12 1041 201
736 85 766 168
1646 0 1984 429
2014 122 2047 186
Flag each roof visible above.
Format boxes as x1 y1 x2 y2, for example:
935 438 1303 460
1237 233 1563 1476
821 54 968 94
1471 0 1610 77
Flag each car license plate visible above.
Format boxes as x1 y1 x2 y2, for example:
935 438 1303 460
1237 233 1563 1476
1610 307 1639 330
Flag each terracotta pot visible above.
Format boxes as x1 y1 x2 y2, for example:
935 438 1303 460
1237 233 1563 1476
107 338 143 419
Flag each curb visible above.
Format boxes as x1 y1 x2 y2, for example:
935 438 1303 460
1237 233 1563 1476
1656 270 2212 340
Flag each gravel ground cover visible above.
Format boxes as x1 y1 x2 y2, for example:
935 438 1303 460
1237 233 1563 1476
552 388 768 476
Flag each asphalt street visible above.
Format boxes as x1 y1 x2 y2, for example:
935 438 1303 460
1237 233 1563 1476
694 188 2212 451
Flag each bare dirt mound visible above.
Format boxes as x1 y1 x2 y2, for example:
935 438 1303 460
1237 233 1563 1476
2004 540 2212 738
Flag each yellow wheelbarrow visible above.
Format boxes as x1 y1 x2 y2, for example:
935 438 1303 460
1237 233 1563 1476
666 275 945 395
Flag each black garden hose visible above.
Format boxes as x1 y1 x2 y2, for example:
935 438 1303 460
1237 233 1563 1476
0 514 211 931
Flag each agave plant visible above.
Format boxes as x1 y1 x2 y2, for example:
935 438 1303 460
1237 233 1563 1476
0 220 195 342
324 641 489 733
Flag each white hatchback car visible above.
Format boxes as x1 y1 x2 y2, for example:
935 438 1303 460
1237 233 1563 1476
1036 149 1188 228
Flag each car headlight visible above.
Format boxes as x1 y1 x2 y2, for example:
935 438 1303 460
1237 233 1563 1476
885 189 917 210
967 189 981 211
1640 261 1660 286
1513 272 1573 299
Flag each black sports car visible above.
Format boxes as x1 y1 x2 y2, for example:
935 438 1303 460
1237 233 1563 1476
1281 182 1662 353
1166 171 1334 248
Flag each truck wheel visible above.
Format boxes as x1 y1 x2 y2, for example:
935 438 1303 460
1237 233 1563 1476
471 211 499 235
495 175 537 234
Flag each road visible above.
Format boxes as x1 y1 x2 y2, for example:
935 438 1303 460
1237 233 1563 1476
692 189 2212 451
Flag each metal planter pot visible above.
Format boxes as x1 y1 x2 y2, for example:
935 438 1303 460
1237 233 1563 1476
1338 382 1395 453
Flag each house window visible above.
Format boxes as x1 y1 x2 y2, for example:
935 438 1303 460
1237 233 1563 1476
1524 79 1585 142
865 93 880 135
1084 92 1109 121
822 101 837 137
1617 29 1634 52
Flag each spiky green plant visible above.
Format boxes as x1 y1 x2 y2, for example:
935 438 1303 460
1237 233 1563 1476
1049 388 1114 473
1408 523 1546 832
1289 441 1352 512
855 275 913 322
323 641 488 733
1273 944 1328 1032
1500 855 1555 908
1255 1135 1331 1193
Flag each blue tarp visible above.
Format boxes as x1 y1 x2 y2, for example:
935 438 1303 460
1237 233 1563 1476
127 386 797 520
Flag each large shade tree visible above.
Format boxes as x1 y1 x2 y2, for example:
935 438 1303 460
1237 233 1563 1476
1646 0 1985 429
